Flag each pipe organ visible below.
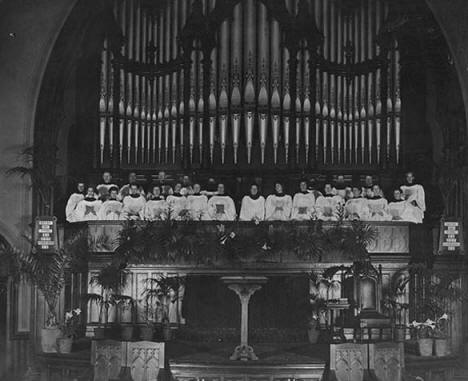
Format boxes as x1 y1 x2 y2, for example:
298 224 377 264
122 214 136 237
98 0 401 172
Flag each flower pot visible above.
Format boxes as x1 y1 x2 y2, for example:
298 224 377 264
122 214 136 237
121 325 134 341
41 327 61 353
434 338 449 357
307 321 320 344
162 325 172 342
56 337 73 354
418 338 434 357
393 326 406 342
94 327 106 340
140 326 154 341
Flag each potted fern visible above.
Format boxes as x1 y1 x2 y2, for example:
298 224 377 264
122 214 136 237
57 308 81 353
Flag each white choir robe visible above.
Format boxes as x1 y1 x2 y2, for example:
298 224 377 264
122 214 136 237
315 195 344 221
207 195 237 221
65 193 84 222
119 184 145 200
265 194 293 221
166 195 189 220
239 196 265 221
74 198 102 221
187 194 209 221
388 200 417 222
98 200 123 220
96 183 119 199
344 198 370 221
400 184 425 224
144 199 168 221
291 192 316 221
367 197 392 221
121 195 146 220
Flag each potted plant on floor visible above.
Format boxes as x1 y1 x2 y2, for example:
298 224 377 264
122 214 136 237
409 319 435 356
114 295 135 341
307 272 326 344
433 314 450 357
382 297 409 342
57 308 82 353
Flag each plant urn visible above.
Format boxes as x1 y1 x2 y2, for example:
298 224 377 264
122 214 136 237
121 325 134 341
94 327 106 340
434 338 449 357
307 320 320 344
140 325 154 341
41 327 61 353
56 337 73 354
162 324 172 342
418 338 434 357
393 326 406 342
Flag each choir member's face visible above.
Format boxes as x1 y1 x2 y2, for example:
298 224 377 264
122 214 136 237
174 183 182 193
193 183 201 193
372 185 381 197
109 190 118 200
337 175 345 183
324 184 332 194
153 187 161 197
275 183 283 194
158 171 166 180
182 175 190 185
218 184 225 195
406 172 414 184
130 185 139 195
352 187 361 198
365 176 373 186
366 188 374 198
77 183 85 193
102 172 112 183
128 172 137 184
346 190 353 200
300 181 307 192
250 185 258 196
86 187 95 197
393 190 402 200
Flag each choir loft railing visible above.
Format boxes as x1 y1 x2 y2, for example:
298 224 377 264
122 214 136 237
97 0 401 172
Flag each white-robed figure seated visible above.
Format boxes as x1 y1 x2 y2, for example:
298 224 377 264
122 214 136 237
65 182 85 222
265 182 292 221
144 186 168 221
98 187 123 220
388 189 415 222
166 183 189 220
291 180 315 221
366 185 392 221
315 183 344 221
344 187 370 220
187 183 209 221
74 186 102 221
400 171 425 224
119 172 145 200
96 171 119 201
207 183 237 221
121 184 146 220
239 184 265 222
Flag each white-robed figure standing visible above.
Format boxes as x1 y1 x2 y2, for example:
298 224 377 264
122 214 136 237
122 184 146 220
187 183 209 220
119 172 145 199
265 182 292 221
366 185 392 221
291 180 315 220
344 187 370 220
98 187 123 220
65 182 85 222
315 183 343 221
400 172 425 224
166 183 189 220
144 186 168 221
388 189 415 222
207 183 237 221
96 171 119 201
239 184 265 221
74 186 102 221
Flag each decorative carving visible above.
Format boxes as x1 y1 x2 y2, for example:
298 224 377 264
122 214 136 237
91 340 124 381
330 343 367 381
126 341 165 381
369 342 404 381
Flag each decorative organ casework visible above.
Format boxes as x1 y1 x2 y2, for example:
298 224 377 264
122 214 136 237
97 0 401 171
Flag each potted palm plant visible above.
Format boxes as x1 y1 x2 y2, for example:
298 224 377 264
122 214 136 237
382 297 409 342
114 295 135 341
57 308 82 353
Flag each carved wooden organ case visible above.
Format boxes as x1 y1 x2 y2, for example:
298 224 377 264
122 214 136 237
98 0 401 173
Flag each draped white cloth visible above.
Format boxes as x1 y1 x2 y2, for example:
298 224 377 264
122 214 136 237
121 195 146 220
166 195 189 220
344 198 370 221
143 199 168 221
74 198 102 221
400 184 425 223
239 196 265 221
367 197 392 221
388 200 417 222
65 193 84 222
187 194 209 221
291 192 316 220
98 200 123 220
315 195 344 221
207 195 237 221
265 194 293 221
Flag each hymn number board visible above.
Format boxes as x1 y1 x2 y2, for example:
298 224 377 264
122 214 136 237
439 219 464 255
34 216 58 252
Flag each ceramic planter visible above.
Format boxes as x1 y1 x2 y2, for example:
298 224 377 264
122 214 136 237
41 327 61 353
56 337 73 354
434 338 449 357
418 338 434 356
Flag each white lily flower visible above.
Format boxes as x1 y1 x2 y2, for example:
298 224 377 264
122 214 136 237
438 313 448 321
65 312 72 320
74 308 82 315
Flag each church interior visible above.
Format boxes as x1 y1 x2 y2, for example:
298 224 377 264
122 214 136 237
1 0 468 380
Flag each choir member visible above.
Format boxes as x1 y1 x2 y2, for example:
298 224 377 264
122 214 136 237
291 180 316 221
239 183 265 221
65 182 85 222
187 183 209 221
181 175 193 196
367 184 392 221
388 189 412 222
202 177 218 197
98 187 123 220
315 183 344 221
400 172 425 224
265 181 292 221
344 187 370 220
307 178 323 199
96 171 119 200
74 186 102 221
144 186 168 221
362 175 374 195
121 184 146 220
207 183 237 221
166 183 189 220
334 175 347 199
119 172 145 199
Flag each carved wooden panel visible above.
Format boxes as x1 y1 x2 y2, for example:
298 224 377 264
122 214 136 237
369 342 404 381
91 340 125 381
330 343 367 381
126 341 165 381
367 224 409 254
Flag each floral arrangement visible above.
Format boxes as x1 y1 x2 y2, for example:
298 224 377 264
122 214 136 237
409 314 448 339
60 308 82 338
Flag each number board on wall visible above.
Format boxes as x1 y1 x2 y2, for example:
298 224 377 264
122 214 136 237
439 218 464 255
34 216 58 252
